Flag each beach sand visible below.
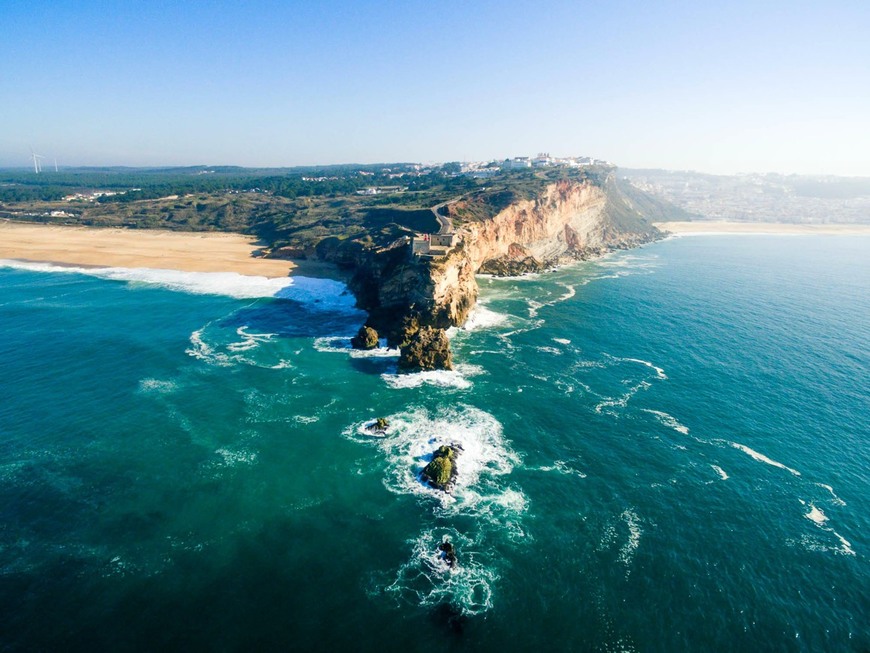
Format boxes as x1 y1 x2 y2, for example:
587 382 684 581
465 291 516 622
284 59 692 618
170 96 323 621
655 221 870 236
0 222 304 277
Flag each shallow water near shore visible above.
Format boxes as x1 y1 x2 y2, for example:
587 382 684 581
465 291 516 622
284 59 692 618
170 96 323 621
1 235 868 651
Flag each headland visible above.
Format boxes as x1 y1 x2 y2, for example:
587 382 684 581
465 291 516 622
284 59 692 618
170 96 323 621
0 163 680 370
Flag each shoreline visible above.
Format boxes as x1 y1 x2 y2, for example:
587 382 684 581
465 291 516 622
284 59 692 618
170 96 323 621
0 221 341 278
654 221 870 236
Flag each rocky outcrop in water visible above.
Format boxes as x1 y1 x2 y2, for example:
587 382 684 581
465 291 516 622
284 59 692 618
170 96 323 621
350 325 379 350
398 326 453 372
366 417 389 434
421 445 459 491
438 540 457 568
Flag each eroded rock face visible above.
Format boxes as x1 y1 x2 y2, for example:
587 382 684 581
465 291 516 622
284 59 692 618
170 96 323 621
398 326 453 372
478 254 545 276
343 177 662 372
350 325 379 350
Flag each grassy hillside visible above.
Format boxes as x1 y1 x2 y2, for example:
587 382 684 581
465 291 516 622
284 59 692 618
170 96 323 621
0 164 673 255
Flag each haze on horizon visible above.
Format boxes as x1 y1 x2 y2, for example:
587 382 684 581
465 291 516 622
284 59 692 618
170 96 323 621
1 0 868 177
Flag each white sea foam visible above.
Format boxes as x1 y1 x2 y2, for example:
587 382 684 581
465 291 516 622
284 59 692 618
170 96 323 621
553 338 572 345
535 346 562 355
711 465 729 481
313 336 399 358
832 531 855 555
534 460 587 479
381 364 483 390
642 409 689 435
617 509 642 573
526 282 577 318
137 378 179 394
214 447 258 467
805 504 828 525
557 283 576 302
815 483 846 506
594 381 651 415
344 405 524 524
611 356 668 380
728 442 801 476
273 276 361 313
384 528 497 616
459 304 510 331
186 328 232 367
350 346 400 359
798 503 855 556
226 326 276 352
313 336 352 353
0 259 364 310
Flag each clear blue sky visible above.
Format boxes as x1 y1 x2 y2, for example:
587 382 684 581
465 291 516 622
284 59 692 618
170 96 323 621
2 0 868 174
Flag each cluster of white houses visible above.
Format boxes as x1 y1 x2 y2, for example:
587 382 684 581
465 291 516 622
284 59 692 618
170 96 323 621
460 153 608 176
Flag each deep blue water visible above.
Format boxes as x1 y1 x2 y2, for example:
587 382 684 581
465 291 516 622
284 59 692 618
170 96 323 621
0 235 867 652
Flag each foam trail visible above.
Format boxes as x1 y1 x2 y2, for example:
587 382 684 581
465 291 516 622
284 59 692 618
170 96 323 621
612 356 668 380
187 329 231 367
728 442 801 476
801 503 855 556
642 409 689 435
226 326 276 352
710 465 729 481
815 483 846 506
617 510 642 574
533 460 587 479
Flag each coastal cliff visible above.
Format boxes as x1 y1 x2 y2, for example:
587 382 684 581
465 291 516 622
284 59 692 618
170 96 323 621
339 172 664 370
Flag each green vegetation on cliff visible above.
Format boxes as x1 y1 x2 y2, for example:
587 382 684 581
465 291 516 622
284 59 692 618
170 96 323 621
0 163 679 256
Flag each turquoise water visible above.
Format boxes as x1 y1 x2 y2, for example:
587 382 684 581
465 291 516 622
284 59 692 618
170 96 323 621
1 236 867 651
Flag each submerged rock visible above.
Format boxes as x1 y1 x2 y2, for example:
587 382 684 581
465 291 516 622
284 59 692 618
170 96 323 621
398 326 453 372
422 445 459 491
351 325 379 350
432 602 467 634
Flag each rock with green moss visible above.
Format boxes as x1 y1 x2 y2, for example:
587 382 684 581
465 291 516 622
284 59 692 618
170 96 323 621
351 325 379 350
366 417 390 434
398 326 453 371
422 445 459 491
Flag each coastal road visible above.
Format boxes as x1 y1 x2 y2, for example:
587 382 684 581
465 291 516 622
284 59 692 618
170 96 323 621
431 198 460 234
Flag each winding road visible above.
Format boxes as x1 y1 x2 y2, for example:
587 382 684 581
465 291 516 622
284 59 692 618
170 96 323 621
431 198 460 234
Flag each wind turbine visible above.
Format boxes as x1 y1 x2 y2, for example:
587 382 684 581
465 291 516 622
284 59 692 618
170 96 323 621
29 148 44 173
54 157 58 172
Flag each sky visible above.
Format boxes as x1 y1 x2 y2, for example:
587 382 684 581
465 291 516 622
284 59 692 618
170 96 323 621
1 0 869 175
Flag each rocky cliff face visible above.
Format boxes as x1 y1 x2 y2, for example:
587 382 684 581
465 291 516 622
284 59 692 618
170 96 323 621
339 174 663 370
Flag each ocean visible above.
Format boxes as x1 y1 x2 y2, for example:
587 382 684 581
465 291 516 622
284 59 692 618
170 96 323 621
0 235 867 652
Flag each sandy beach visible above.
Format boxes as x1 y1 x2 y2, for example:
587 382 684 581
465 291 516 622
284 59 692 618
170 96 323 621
0 222 299 277
655 221 870 235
